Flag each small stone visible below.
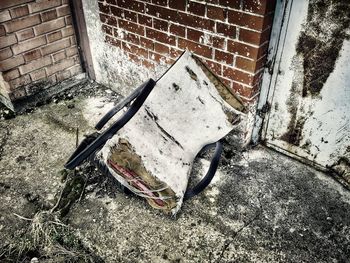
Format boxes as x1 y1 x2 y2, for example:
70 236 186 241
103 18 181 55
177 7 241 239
30 257 39 263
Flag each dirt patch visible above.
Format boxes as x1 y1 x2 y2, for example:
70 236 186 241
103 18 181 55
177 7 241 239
296 0 350 97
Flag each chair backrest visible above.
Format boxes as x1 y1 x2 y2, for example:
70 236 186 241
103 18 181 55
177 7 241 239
143 50 245 154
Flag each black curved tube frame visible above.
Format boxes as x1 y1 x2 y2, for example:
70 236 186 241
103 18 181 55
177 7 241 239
64 78 156 170
184 141 223 200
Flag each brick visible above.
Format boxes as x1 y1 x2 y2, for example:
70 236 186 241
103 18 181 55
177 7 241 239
110 6 122 18
19 56 52 74
169 0 186 11
227 40 259 59
0 10 11 23
178 38 212 58
142 59 155 69
239 27 271 46
105 0 117 6
235 56 256 72
216 22 236 38
16 28 35 41
102 24 113 35
2 69 20 81
204 59 222 76
169 47 183 58
65 15 72 25
52 50 66 61
228 10 266 31
138 14 152 27
218 0 240 9
41 38 70 55
220 77 231 88
23 49 42 62
47 30 62 42
146 28 175 45
98 2 110 14
103 14 117 27
34 17 65 35
119 19 145 35
215 50 233 65
177 12 215 31
46 57 74 76
154 42 169 54
151 0 167 6
188 1 205 16
70 36 76 45
69 64 82 76
121 42 148 58
105 35 121 48
0 0 32 10
41 9 57 22
56 69 71 81
223 66 254 85
243 0 276 15
118 0 145 13
10 5 29 19
66 46 78 57
28 0 61 13
169 24 185 37
187 28 204 42
207 5 225 21
212 36 225 49
4 14 41 33
146 4 177 21
29 68 46 81
231 81 258 98
47 73 57 84
127 52 141 64
0 34 17 49
0 47 12 61
62 26 74 37
10 74 31 89
121 32 140 45
57 5 70 17
153 18 168 32
12 36 46 55
149 51 173 64
0 25 5 37
124 10 137 22
140 37 154 49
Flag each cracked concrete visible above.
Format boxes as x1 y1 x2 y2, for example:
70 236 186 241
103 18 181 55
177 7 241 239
0 83 349 262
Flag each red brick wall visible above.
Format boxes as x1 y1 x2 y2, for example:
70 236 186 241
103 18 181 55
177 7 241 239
98 0 276 103
0 0 82 102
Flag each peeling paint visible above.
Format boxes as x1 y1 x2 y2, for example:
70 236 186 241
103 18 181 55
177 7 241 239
296 0 350 97
264 0 350 183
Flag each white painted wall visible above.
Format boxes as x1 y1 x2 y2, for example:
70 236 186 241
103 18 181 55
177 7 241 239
81 0 168 96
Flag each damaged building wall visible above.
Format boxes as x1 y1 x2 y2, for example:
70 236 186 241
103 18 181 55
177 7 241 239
0 0 83 110
81 0 276 103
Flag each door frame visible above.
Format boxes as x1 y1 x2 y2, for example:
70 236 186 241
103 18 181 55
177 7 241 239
251 0 292 144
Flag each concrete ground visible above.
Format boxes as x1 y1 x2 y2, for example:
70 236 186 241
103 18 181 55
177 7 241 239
0 83 349 262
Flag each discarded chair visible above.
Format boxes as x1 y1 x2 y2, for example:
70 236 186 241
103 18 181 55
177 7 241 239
65 51 245 214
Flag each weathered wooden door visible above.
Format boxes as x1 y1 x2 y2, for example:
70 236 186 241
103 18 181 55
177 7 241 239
262 0 350 175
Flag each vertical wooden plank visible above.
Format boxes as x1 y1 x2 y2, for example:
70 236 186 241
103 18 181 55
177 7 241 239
69 0 96 79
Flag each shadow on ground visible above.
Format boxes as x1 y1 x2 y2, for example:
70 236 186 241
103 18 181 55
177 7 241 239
0 83 349 262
